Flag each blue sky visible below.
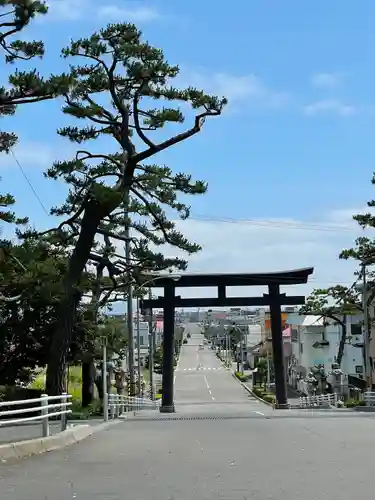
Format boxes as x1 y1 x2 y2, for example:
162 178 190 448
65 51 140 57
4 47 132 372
2 0 375 296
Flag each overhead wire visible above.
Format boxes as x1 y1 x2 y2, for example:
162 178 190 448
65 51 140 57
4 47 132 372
7 148 365 291
9 148 364 233
10 149 50 216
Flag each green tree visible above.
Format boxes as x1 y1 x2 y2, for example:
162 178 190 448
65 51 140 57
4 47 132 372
41 22 226 395
1 1 46 234
1 0 71 151
1 0 71 298
0 239 80 384
300 285 361 366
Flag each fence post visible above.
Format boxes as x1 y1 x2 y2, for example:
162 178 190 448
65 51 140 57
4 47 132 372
115 395 119 418
41 394 49 438
61 393 67 432
110 394 115 419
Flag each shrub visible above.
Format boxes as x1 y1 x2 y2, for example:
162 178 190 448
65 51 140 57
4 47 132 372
68 398 103 420
235 372 252 383
263 394 275 404
0 385 43 420
252 386 264 397
345 398 362 408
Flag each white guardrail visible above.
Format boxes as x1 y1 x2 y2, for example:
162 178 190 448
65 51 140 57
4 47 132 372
363 391 375 406
108 394 160 418
0 393 72 437
299 393 339 408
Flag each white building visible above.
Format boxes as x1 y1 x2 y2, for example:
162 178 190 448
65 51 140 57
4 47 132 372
133 321 150 365
286 314 364 388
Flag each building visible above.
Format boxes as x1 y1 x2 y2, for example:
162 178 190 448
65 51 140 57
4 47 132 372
134 321 150 366
286 313 364 389
257 309 296 343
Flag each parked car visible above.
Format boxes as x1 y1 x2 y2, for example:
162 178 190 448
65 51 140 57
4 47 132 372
183 339 188 344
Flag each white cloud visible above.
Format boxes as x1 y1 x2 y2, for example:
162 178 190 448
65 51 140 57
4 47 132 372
142 209 367 300
45 0 86 21
311 72 342 88
45 1 162 23
97 5 161 22
178 70 289 110
0 140 80 171
303 99 356 117
0 142 54 169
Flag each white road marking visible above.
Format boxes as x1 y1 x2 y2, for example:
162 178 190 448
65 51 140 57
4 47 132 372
182 367 222 372
254 411 265 416
196 438 204 453
203 375 215 401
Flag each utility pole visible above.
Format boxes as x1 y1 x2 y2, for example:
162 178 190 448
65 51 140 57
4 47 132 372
362 263 372 392
136 297 141 396
148 288 154 400
125 221 135 396
266 353 271 389
240 327 244 375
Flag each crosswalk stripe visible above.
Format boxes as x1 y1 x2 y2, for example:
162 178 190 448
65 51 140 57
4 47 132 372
181 367 222 372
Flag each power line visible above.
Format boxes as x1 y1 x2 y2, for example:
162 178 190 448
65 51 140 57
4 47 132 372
9 150 365 234
189 214 359 233
10 149 49 216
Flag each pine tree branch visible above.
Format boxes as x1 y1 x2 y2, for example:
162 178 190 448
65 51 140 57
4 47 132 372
134 110 216 163
133 85 155 148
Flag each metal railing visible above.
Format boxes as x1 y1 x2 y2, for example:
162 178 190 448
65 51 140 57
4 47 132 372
299 393 339 408
108 394 160 419
363 391 375 406
0 393 72 437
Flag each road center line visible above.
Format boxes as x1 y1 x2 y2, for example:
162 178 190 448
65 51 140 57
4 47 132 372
204 374 215 401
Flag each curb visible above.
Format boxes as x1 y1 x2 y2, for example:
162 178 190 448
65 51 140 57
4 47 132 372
0 418 123 462
231 372 274 407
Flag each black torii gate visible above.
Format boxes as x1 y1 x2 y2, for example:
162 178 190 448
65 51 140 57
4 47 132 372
140 267 314 412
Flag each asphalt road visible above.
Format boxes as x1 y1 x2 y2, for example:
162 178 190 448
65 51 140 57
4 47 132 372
2 323 375 499
175 323 267 416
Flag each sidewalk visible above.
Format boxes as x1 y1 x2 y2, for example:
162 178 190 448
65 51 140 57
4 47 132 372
0 418 104 445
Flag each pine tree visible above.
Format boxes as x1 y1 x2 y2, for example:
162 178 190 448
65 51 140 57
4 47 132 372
0 1 74 303
1 1 72 151
42 23 227 395
300 285 361 366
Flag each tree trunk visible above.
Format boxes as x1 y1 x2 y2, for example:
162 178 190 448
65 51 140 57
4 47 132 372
95 372 103 399
336 316 347 367
45 205 102 396
82 262 105 407
81 356 95 407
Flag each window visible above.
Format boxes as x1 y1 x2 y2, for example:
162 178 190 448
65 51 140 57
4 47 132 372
140 336 144 346
300 343 303 354
351 323 362 336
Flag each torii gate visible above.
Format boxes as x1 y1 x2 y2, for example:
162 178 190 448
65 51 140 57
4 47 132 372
140 267 314 412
